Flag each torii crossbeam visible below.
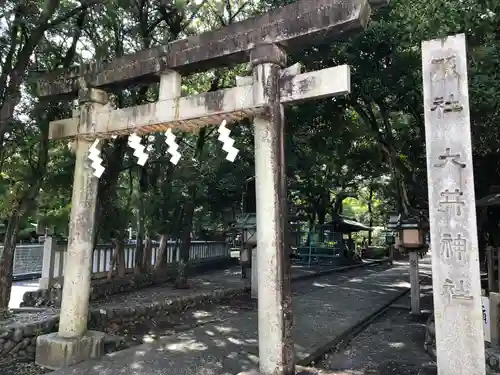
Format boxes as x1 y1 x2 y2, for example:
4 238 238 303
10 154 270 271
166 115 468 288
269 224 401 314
48 65 350 139
34 0 386 99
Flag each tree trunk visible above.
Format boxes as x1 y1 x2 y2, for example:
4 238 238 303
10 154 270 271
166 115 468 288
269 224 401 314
175 189 196 289
94 137 128 248
367 184 374 246
143 234 153 272
352 100 411 215
134 195 145 274
117 238 126 277
317 209 326 226
0 120 48 312
154 234 169 269
0 210 22 316
107 236 126 279
134 167 148 274
0 15 82 312
107 241 118 280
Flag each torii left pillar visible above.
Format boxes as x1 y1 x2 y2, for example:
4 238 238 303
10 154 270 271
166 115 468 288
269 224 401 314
35 88 106 369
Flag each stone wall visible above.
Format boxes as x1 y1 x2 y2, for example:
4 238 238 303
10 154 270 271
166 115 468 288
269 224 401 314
2 284 247 360
425 314 500 375
0 317 58 360
362 246 389 259
21 257 237 308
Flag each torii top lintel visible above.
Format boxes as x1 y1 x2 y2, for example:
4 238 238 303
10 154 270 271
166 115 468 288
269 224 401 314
35 0 388 99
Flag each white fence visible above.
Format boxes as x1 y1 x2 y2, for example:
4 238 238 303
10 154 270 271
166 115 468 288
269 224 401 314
9 240 229 284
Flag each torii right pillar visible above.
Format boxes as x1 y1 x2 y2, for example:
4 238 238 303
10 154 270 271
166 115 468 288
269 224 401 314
251 43 295 375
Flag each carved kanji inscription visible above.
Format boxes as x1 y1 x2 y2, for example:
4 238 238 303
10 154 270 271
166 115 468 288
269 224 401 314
435 148 466 168
440 233 467 264
438 189 465 216
442 277 473 302
430 55 463 116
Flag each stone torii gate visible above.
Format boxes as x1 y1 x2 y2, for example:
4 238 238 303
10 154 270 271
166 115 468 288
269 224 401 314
33 0 386 373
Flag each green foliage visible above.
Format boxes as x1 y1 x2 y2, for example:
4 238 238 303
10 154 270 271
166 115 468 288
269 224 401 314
0 0 500 247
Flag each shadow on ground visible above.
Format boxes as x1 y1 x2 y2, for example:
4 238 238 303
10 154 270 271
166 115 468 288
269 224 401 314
314 257 435 375
41 263 410 375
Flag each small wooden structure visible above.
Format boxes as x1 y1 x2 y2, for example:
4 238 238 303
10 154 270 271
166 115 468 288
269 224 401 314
229 177 304 247
293 215 370 267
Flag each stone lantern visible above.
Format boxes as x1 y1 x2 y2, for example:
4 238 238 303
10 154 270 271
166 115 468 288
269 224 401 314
398 214 429 253
393 211 429 316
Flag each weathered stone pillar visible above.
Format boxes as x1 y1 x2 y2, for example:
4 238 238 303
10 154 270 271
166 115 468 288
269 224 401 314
39 236 56 290
251 43 295 375
409 251 421 315
422 33 486 375
35 88 107 369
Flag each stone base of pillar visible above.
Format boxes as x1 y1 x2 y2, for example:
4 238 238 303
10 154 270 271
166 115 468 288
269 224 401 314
35 330 105 369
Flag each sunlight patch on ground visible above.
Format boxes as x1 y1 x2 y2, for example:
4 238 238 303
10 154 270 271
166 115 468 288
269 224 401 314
389 281 411 288
228 337 244 345
214 325 237 333
130 362 143 369
164 339 208 352
389 341 405 348
193 310 213 318
212 338 227 347
312 282 336 288
143 335 156 343
348 278 364 283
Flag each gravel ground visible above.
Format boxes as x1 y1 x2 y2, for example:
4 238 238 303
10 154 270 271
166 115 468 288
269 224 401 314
0 359 51 375
316 269 435 375
317 307 434 375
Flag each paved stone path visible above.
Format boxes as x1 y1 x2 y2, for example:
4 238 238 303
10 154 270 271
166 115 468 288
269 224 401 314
91 262 372 310
8 261 383 326
46 261 411 375
10 262 369 310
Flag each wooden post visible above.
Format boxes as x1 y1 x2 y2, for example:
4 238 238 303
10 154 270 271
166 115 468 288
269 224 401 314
497 247 500 293
409 251 421 315
422 33 485 375
489 292 500 346
487 246 496 292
